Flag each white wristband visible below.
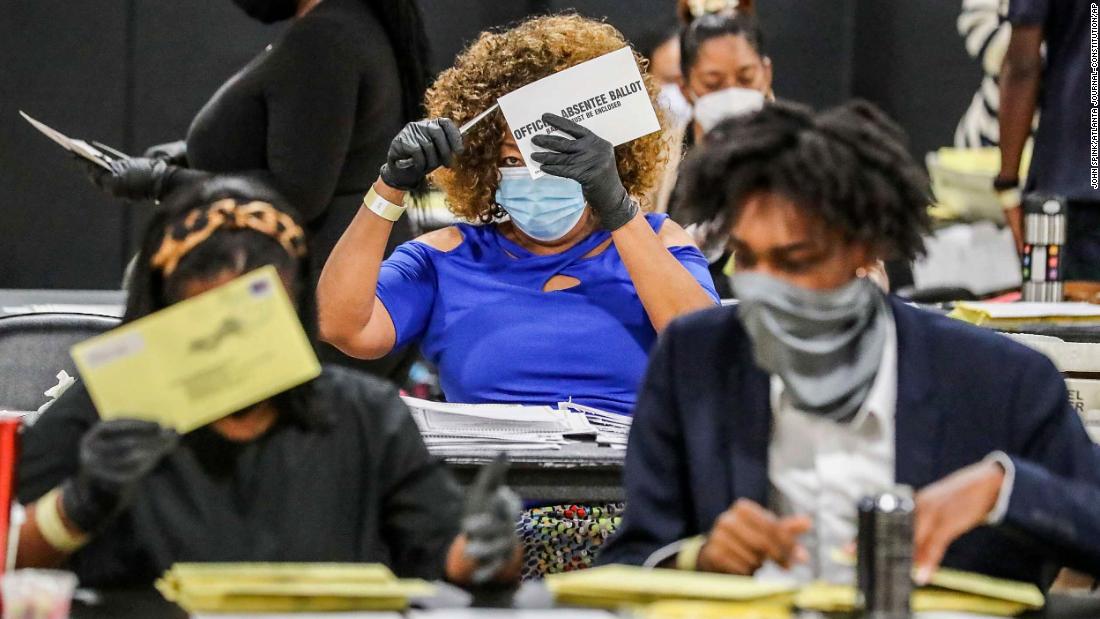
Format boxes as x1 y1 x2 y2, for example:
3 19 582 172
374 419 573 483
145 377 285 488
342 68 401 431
34 487 89 553
362 187 406 222
996 187 1022 210
676 535 707 571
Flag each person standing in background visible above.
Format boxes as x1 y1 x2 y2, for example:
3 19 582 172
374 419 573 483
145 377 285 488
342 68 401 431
954 0 1013 148
81 0 429 378
998 0 1100 280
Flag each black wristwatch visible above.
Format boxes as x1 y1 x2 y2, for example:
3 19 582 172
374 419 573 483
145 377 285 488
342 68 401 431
992 176 1020 191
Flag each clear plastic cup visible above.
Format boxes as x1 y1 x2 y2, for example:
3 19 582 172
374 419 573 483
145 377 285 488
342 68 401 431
1 570 77 619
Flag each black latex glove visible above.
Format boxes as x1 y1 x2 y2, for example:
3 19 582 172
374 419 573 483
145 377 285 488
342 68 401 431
60 419 179 533
462 454 522 585
142 140 188 167
84 157 173 201
529 113 639 232
379 119 464 191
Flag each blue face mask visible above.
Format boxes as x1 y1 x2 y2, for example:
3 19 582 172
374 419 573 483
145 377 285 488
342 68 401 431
494 167 586 241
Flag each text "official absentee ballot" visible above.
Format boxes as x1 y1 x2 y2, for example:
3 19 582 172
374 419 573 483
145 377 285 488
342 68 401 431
511 79 645 140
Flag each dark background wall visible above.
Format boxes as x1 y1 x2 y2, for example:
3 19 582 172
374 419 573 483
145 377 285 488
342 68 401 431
0 0 977 290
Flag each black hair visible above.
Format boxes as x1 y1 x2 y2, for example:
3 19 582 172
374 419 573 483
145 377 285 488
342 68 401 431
635 25 680 63
365 0 431 122
124 176 310 324
676 99 931 261
679 11 765 78
123 176 323 426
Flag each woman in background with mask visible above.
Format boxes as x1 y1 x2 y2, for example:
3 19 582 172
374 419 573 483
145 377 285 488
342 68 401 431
679 11 773 144
81 0 428 379
645 10 769 214
638 26 692 130
638 25 690 215
319 14 718 418
654 12 773 295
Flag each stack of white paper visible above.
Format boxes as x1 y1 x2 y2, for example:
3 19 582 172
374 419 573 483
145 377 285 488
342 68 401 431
912 222 1022 295
402 396 595 454
559 402 631 449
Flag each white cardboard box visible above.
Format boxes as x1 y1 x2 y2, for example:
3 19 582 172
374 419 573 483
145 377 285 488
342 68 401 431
1001 334 1100 443
1064 378 1100 444
1004 333 1100 373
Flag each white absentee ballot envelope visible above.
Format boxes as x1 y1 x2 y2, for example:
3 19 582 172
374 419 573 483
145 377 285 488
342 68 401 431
71 266 321 432
496 46 662 178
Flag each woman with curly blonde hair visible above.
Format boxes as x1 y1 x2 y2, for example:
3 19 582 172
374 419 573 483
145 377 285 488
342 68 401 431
318 14 718 417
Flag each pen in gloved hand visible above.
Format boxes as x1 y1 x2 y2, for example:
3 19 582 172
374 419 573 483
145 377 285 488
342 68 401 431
394 104 499 170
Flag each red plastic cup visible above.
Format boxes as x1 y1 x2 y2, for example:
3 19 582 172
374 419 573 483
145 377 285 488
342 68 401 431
0 415 23 574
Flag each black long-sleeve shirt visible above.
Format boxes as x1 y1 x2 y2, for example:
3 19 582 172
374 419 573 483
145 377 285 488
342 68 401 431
18 366 462 587
184 0 408 268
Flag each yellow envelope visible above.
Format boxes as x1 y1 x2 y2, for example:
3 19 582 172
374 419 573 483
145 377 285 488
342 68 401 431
156 562 432 613
645 599 793 619
71 266 321 432
929 567 1044 609
546 565 797 609
827 547 1044 610
794 582 1033 617
160 562 397 587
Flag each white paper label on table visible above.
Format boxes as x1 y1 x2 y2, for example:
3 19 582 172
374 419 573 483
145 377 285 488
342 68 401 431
410 610 615 619
496 46 661 178
194 614 403 619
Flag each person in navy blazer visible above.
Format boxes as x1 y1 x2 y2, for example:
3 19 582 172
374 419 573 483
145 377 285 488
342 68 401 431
597 100 1100 588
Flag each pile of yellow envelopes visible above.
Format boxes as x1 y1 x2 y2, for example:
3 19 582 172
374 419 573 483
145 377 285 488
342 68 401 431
547 565 1044 617
547 565 796 611
950 301 1100 329
156 563 434 613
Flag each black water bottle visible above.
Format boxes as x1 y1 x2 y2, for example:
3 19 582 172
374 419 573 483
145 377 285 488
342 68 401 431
1021 194 1067 302
857 487 915 619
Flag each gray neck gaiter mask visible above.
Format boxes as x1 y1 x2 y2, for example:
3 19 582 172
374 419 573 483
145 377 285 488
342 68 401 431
730 272 890 423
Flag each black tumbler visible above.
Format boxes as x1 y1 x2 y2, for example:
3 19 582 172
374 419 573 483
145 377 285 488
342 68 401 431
857 487 915 619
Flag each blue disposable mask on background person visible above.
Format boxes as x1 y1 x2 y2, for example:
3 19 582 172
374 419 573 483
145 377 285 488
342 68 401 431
495 167 587 242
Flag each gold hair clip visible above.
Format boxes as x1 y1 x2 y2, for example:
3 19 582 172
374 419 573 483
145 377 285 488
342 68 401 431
688 0 740 17
150 199 307 276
